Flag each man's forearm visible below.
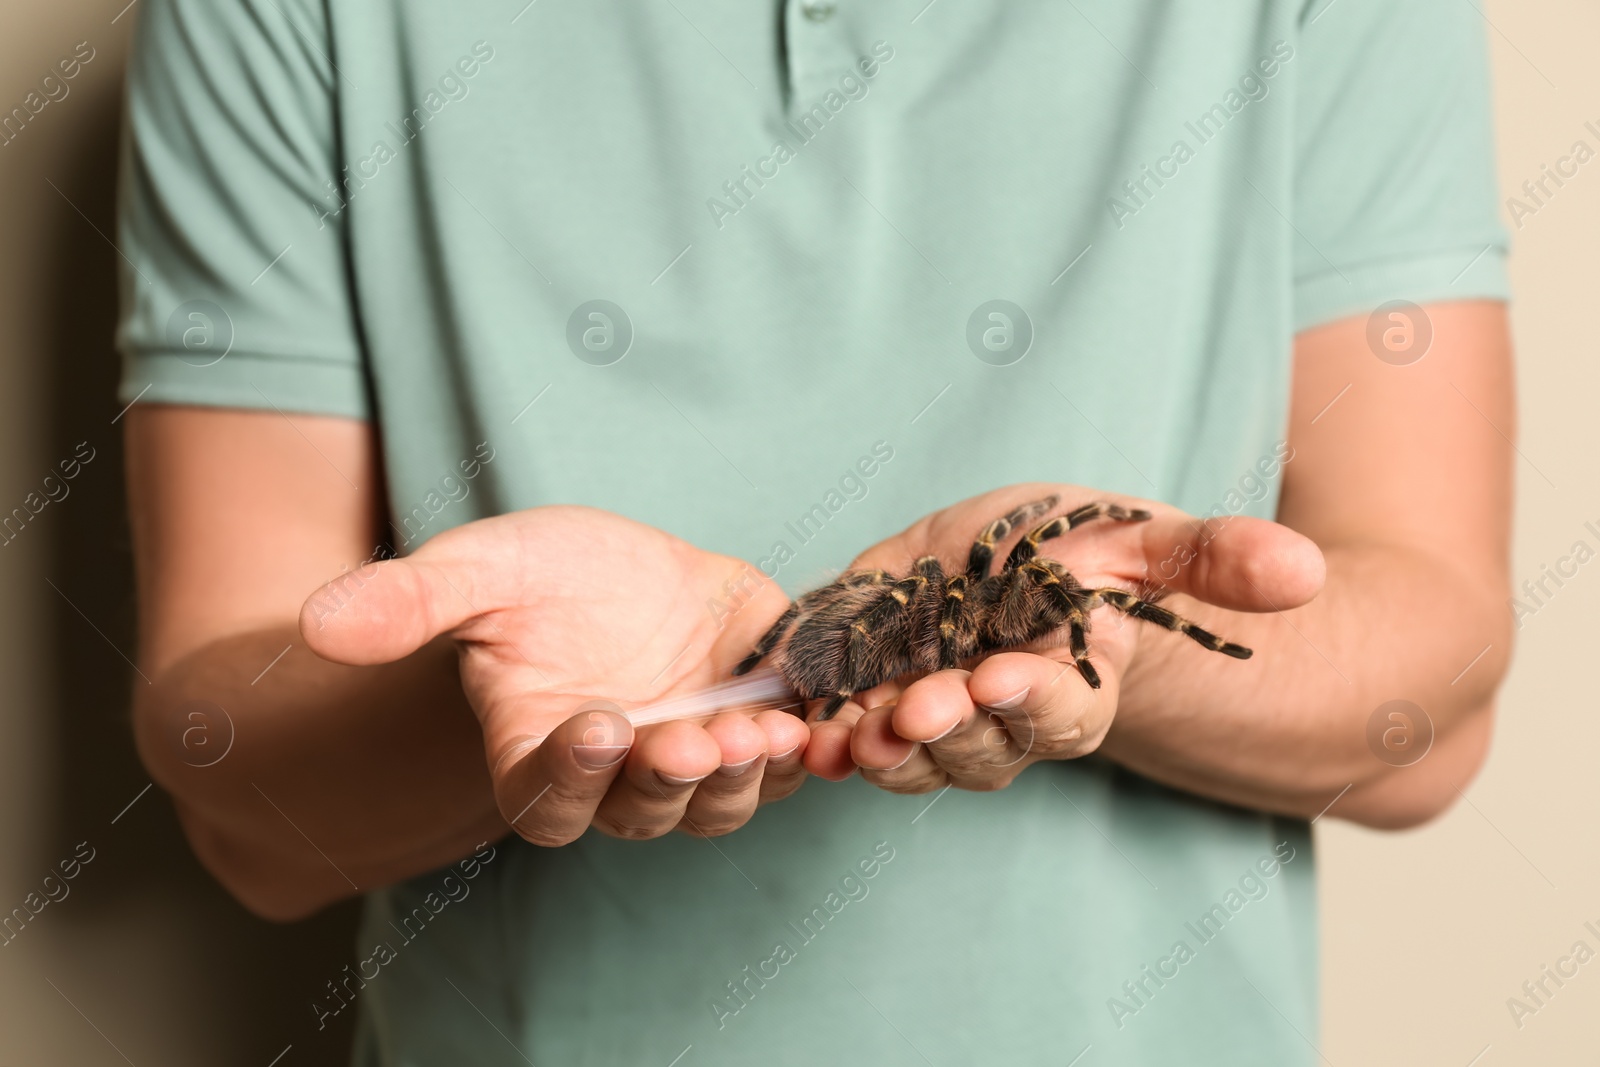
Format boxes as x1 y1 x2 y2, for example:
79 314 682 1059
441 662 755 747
1104 541 1509 827
134 628 505 920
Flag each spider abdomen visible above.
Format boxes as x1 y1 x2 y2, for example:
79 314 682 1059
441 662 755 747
779 580 929 700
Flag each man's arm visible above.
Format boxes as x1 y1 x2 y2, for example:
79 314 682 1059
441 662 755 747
1109 299 1512 827
816 301 1512 829
127 406 507 920
129 407 811 921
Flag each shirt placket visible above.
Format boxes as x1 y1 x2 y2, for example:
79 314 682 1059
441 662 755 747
782 0 858 111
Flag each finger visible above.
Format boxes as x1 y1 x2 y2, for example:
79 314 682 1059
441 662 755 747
891 671 1037 782
853 705 948 794
849 703 918 771
678 713 769 837
493 708 634 847
754 710 810 804
1138 512 1325 612
966 652 1117 758
884 670 972 744
801 701 864 782
592 720 722 840
795 667 905 780
299 553 489 665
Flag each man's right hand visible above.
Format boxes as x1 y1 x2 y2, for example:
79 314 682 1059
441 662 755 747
300 506 811 845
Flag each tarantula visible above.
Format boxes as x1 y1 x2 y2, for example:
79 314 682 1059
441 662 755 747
733 495 1252 720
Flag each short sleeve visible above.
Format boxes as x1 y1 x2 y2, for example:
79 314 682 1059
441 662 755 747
115 0 370 418
1291 0 1510 332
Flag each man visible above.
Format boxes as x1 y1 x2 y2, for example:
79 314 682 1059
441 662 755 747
118 0 1512 1062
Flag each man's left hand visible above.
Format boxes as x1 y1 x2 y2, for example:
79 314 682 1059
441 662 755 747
799 483 1324 792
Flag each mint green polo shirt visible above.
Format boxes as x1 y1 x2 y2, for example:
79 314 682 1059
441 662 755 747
116 1 1508 1063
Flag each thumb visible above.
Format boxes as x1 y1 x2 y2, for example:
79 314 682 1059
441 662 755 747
1138 513 1326 612
299 554 488 665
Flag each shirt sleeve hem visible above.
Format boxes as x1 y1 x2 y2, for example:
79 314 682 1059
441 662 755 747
1293 245 1511 334
118 349 372 421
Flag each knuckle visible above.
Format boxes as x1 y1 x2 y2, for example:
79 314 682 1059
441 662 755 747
759 767 805 792
515 823 584 848
500 790 603 846
1070 730 1104 757
864 769 941 795
1031 737 1079 760
1004 713 1083 756
592 815 668 841
951 771 1016 792
681 814 747 838
931 747 995 779
500 778 595 821
759 777 806 804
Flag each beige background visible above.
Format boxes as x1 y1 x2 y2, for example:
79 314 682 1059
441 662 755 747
1320 4 1600 1064
0 2 1592 1063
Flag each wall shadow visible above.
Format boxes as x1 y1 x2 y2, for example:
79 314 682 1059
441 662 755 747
40 70 360 1067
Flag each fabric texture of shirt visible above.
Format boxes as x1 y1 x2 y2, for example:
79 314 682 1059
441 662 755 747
116 0 1509 1063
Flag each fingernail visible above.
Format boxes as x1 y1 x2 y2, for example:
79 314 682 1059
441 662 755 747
493 735 543 776
887 743 918 770
658 772 709 787
768 744 800 763
927 719 964 742
986 687 1031 711
572 743 629 770
717 757 760 777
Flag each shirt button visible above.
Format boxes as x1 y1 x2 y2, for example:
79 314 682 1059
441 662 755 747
800 0 836 21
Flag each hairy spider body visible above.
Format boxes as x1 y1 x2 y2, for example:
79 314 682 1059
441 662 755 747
733 496 1253 719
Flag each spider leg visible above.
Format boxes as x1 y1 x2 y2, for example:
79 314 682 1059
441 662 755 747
1088 588 1253 659
938 573 976 670
907 554 979 671
1003 501 1152 572
732 600 802 676
965 494 1061 581
905 556 947 672
1066 616 1099 688
1019 560 1102 689
819 575 925 720
732 570 890 676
